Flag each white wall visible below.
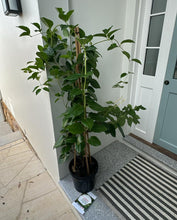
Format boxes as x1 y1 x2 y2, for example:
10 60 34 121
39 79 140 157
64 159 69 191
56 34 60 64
0 0 59 182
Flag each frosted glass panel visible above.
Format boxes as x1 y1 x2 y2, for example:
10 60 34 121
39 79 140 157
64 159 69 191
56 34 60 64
173 60 177 79
151 0 167 14
143 49 159 76
1 0 7 11
8 0 18 10
147 15 164 47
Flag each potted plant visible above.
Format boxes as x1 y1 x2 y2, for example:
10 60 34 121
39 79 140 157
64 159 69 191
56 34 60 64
18 8 145 193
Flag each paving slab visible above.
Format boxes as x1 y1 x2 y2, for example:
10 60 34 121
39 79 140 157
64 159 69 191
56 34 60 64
0 139 79 220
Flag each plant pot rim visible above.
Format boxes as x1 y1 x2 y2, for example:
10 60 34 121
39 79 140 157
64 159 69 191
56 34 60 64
69 156 98 180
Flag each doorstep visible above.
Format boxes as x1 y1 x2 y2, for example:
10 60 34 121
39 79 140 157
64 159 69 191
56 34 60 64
123 135 177 174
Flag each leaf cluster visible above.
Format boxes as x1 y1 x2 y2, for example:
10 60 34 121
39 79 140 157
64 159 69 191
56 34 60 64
18 8 145 163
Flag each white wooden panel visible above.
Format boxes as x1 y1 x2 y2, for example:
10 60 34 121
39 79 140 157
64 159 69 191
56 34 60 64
134 86 153 136
131 0 177 143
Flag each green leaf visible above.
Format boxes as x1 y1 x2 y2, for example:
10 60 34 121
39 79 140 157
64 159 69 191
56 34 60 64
112 82 124 88
87 100 103 111
70 88 82 98
91 122 107 132
81 118 94 130
35 88 41 95
117 117 126 127
89 112 107 122
59 153 69 163
54 136 64 148
36 52 48 61
43 87 50 92
63 28 69 37
62 85 73 91
106 101 114 105
132 58 142 65
93 33 106 37
122 51 130 59
41 17 53 28
121 39 135 44
127 117 133 126
107 43 118 51
66 74 81 81
107 29 120 38
32 86 39 92
27 72 39 80
120 72 127 78
56 8 74 22
18 25 30 37
66 10 74 21
93 68 100 78
103 26 113 34
77 35 93 45
66 104 84 117
89 79 100 88
77 53 84 64
68 123 84 134
78 28 85 38
32 22 41 31
105 123 116 137
88 136 101 146
75 143 83 154
117 123 125 137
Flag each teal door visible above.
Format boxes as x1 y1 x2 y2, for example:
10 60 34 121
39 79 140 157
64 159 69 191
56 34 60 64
154 16 177 154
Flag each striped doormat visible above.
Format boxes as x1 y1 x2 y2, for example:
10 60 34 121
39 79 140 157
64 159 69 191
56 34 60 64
99 155 177 220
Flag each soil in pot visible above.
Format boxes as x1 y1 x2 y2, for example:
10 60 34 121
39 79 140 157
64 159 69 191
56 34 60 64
69 156 98 193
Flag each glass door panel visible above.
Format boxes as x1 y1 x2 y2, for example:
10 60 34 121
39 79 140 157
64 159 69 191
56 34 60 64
151 0 167 14
173 60 177 79
147 15 164 47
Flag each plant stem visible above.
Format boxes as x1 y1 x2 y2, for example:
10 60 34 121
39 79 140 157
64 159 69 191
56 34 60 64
93 39 108 46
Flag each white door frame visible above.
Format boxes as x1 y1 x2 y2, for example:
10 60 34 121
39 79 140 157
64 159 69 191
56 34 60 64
130 0 177 142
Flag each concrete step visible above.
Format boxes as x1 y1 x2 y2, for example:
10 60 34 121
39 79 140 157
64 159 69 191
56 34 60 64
0 122 12 136
0 130 23 147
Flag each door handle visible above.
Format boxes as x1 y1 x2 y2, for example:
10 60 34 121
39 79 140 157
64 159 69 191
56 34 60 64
164 80 169 85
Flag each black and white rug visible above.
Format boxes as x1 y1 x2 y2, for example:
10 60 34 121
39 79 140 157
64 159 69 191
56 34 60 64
99 155 177 220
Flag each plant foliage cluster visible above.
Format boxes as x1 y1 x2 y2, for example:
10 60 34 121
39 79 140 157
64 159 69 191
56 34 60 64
18 8 145 173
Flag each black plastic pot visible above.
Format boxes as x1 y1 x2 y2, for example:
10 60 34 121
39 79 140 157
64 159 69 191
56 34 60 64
69 156 98 193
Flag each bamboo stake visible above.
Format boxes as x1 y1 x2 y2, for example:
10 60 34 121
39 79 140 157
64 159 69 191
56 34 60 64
75 26 81 88
73 146 76 172
74 27 90 175
86 131 91 163
84 132 90 175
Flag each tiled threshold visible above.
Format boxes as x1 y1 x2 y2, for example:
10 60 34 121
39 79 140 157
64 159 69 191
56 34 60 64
60 137 177 220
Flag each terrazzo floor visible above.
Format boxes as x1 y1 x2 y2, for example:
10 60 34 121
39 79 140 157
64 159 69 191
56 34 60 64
60 141 139 220
0 139 80 220
60 139 177 220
